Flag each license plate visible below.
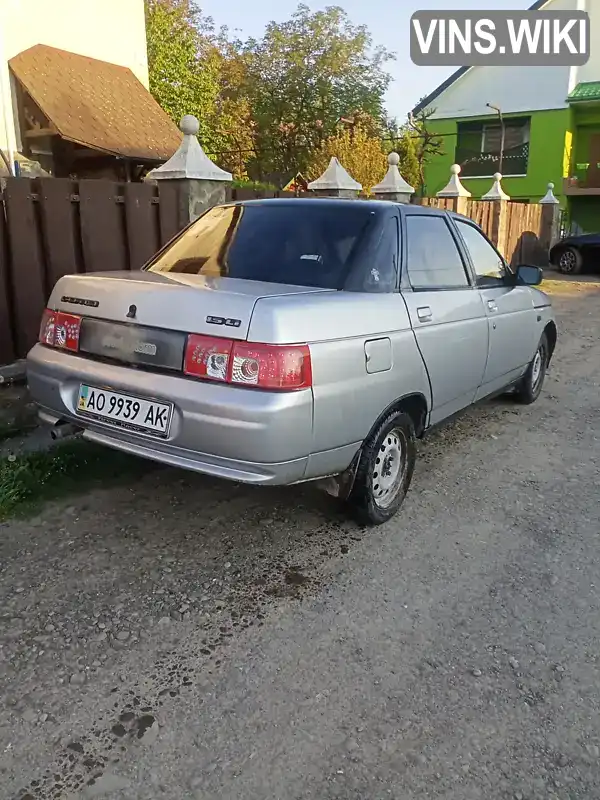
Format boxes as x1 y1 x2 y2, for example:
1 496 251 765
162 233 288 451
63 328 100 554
76 385 173 437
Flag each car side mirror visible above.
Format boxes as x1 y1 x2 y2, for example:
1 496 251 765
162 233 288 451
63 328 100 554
515 264 543 286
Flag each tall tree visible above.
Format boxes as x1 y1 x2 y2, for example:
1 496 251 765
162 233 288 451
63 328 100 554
207 37 256 178
145 0 254 176
145 0 220 147
407 104 445 195
306 116 388 193
242 4 394 179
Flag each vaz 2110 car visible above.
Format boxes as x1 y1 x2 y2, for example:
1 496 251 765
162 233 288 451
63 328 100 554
27 199 557 526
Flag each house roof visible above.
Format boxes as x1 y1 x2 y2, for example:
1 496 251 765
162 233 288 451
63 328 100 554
412 0 551 116
9 44 181 162
568 81 600 103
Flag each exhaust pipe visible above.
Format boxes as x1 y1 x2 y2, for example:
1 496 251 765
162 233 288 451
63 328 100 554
50 421 82 441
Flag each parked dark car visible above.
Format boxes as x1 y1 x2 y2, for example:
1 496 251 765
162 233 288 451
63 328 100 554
549 232 600 275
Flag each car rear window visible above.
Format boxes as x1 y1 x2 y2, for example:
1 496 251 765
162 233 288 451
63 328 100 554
147 203 376 289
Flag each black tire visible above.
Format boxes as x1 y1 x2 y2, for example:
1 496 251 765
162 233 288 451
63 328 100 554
514 332 548 405
346 411 416 527
557 246 583 275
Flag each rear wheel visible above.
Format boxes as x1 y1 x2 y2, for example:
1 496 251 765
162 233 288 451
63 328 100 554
514 333 548 405
557 246 583 275
346 411 416 527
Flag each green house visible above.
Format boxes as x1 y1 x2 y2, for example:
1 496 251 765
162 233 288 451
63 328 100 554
414 0 600 233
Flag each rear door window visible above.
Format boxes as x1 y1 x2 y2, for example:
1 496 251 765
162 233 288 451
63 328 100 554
370 217 400 292
406 215 470 290
148 203 376 290
346 216 399 293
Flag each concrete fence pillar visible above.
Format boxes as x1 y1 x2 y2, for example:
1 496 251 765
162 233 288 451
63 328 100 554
539 181 562 254
146 115 232 227
435 163 471 214
371 152 415 203
307 157 362 198
481 172 510 202
481 172 510 257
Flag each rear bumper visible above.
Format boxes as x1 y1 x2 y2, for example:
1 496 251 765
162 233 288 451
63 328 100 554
27 345 314 485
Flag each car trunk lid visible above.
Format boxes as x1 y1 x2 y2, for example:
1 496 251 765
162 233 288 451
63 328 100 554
48 271 333 371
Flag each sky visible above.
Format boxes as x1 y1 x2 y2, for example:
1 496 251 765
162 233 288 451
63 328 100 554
199 0 533 120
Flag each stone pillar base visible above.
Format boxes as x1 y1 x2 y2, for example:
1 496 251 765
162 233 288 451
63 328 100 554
373 191 412 203
161 178 228 228
312 188 358 199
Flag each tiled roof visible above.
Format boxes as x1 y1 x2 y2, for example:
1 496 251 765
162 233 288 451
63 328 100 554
9 44 181 161
568 81 600 103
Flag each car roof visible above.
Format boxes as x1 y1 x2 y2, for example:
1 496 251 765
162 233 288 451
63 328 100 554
235 197 393 210
231 196 465 219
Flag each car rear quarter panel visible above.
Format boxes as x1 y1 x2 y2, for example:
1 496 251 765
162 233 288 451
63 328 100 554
249 292 431 474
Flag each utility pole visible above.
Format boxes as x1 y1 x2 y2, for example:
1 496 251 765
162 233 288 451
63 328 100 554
486 103 505 175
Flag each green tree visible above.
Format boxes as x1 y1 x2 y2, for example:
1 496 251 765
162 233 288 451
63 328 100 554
145 0 255 177
207 38 256 178
307 117 387 193
145 0 221 149
242 4 394 179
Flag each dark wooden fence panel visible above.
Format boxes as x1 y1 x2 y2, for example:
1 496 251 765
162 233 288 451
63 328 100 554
3 179 48 358
0 198 15 365
232 188 263 201
38 179 82 286
0 177 180 363
80 180 129 273
125 183 161 269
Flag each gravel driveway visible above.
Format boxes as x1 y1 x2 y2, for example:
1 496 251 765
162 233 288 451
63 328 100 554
1 278 600 800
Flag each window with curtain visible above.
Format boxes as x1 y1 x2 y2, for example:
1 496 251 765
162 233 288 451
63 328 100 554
481 119 530 154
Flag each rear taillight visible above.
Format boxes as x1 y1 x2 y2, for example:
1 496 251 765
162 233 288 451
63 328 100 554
184 334 311 390
39 308 82 352
184 335 233 382
230 342 311 389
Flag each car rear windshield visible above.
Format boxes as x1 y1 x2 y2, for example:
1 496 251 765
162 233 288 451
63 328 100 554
147 203 376 289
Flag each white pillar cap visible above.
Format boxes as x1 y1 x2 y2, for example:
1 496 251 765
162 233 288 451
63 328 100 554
481 173 510 201
436 164 472 198
307 157 362 191
539 181 560 204
371 152 415 195
147 115 232 182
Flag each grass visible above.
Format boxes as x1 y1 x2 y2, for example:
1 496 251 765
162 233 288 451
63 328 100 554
0 440 154 521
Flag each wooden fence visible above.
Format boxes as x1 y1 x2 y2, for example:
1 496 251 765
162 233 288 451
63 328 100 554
416 196 548 267
0 179 293 365
0 178 553 366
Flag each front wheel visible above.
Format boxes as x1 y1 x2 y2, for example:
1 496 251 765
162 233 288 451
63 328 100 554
557 246 583 275
346 411 416 527
514 333 548 405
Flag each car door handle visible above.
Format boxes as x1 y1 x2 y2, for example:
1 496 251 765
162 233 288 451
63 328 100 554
417 306 432 322
487 300 498 312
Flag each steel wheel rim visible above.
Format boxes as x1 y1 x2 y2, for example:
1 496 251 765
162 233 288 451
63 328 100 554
372 428 407 509
559 250 576 273
532 346 544 390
